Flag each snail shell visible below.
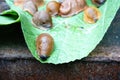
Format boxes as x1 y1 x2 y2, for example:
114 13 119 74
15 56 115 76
0 1 10 13
32 10 52 30
14 0 44 7
32 0 44 7
92 0 106 7
36 33 54 60
46 1 61 16
59 0 87 17
14 0 24 7
84 7 101 23
23 0 38 16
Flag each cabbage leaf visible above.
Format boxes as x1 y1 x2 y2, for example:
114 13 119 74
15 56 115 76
1 0 120 64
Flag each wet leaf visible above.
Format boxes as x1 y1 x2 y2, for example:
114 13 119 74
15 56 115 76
2 0 120 64
0 2 20 25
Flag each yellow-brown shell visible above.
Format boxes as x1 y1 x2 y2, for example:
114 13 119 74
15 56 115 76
14 0 24 7
14 0 44 7
84 7 101 23
59 0 87 17
46 1 61 16
32 0 44 7
36 33 54 60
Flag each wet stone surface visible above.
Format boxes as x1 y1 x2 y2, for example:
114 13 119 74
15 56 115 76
0 60 120 80
0 8 120 80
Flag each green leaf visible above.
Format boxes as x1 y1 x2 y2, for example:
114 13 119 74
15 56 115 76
0 10 20 25
5 0 120 64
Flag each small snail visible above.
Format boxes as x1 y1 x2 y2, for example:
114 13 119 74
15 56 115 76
92 0 106 7
59 0 87 17
14 0 44 7
36 33 54 61
14 0 24 7
0 1 10 13
32 10 52 30
46 1 61 16
32 0 44 7
84 7 101 23
23 0 38 16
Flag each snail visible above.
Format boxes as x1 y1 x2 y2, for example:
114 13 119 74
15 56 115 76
84 7 101 23
23 0 38 16
46 1 61 16
32 10 52 30
59 0 87 17
36 33 54 61
32 0 44 7
14 0 43 15
14 0 44 7
0 1 10 13
14 0 24 7
92 0 106 7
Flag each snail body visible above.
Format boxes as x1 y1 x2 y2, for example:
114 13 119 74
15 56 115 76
32 11 52 30
46 1 61 16
92 0 106 7
36 33 54 60
84 7 101 23
23 0 38 15
59 0 87 17
0 1 10 13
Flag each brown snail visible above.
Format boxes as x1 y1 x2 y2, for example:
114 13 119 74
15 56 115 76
32 0 44 7
14 0 43 15
46 1 61 16
0 1 10 13
23 0 38 16
14 0 44 7
32 10 52 30
92 0 106 7
14 0 24 7
84 6 101 23
59 0 87 17
36 33 54 61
